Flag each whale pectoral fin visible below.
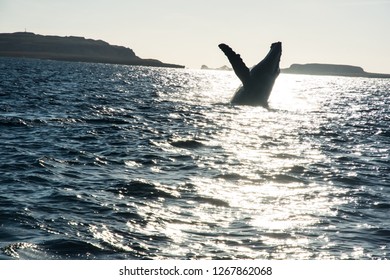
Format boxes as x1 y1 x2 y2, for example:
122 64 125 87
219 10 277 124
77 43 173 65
218 43 250 85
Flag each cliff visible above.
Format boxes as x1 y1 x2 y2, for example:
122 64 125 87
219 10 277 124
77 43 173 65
0 32 184 68
282 63 390 78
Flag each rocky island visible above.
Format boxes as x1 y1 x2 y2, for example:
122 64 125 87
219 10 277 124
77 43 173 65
0 32 184 68
282 63 390 78
201 65 232 71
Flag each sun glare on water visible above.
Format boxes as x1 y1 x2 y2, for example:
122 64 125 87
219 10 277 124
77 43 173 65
2 60 388 260
143 72 351 259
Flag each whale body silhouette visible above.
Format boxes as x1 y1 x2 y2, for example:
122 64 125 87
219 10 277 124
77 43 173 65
219 42 282 106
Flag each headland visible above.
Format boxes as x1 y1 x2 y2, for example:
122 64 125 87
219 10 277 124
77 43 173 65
0 32 184 68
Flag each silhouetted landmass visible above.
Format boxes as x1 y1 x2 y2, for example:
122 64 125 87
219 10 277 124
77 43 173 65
0 32 184 68
201 62 390 78
201 65 232 71
282 63 390 78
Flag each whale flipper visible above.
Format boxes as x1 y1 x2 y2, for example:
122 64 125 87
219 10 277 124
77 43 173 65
218 44 250 86
218 42 282 106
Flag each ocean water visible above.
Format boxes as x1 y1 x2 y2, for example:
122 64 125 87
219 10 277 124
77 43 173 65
0 57 389 260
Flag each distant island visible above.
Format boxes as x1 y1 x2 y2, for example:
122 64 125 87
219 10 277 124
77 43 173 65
0 32 184 68
201 65 232 71
201 62 390 78
281 63 390 78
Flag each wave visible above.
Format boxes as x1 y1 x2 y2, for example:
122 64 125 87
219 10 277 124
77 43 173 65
192 196 229 207
0 116 46 127
1 239 117 260
170 139 205 149
109 180 179 199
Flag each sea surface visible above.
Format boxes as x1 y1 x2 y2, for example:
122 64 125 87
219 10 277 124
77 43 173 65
0 57 389 260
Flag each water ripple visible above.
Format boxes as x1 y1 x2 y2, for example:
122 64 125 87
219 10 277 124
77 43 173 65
1 58 389 259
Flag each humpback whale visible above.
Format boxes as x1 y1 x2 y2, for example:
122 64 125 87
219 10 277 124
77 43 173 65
218 42 282 106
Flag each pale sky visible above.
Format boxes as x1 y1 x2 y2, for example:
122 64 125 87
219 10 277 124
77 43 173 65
1 0 390 73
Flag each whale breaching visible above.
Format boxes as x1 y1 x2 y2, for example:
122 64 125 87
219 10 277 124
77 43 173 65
218 42 282 106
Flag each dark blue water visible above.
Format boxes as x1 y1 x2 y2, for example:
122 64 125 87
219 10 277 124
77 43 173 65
1 57 389 259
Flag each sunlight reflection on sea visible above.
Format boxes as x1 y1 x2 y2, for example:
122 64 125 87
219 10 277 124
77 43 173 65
1 59 389 259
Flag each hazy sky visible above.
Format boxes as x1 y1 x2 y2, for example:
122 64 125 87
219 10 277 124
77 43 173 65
1 0 390 73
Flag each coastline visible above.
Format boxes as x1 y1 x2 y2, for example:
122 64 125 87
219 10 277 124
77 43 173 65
0 32 185 68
